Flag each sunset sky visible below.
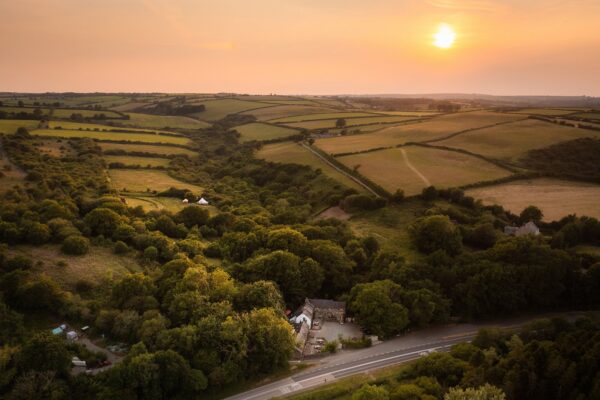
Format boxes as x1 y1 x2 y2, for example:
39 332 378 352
1 0 599 95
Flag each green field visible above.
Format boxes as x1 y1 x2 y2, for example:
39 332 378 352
256 142 366 192
8 244 141 290
104 155 171 167
0 119 40 134
98 142 197 156
466 178 600 221
29 129 191 145
124 195 218 215
123 113 210 129
284 115 420 130
315 111 525 155
241 104 338 121
571 112 600 120
109 169 203 192
270 112 379 123
192 98 273 121
338 145 511 195
234 122 299 142
436 118 598 160
47 120 177 135
512 108 579 116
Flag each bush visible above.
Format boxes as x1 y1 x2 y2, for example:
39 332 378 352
4 255 33 271
61 235 90 255
144 246 159 260
114 240 129 254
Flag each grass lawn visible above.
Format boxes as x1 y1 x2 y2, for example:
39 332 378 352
99 142 197 156
0 119 40 134
8 244 141 290
242 104 338 121
270 112 380 123
466 178 600 221
109 169 203 192
315 111 524 155
192 98 274 121
256 142 366 193
32 138 73 157
30 128 191 145
235 122 299 142
436 118 599 160
338 145 512 195
123 113 210 129
104 155 171 167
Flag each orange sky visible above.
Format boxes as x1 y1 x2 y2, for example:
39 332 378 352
1 0 599 95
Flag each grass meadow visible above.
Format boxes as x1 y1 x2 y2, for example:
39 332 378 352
191 98 273 120
98 142 197 156
269 112 379 123
123 113 210 129
256 141 366 192
30 128 191 145
284 115 421 130
235 122 299 142
104 155 171 167
241 104 338 121
437 118 598 160
466 178 600 221
8 244 141 290
315 111 524 154
337 145 511 195
109 169 203 192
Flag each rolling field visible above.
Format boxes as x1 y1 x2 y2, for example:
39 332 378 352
98 142 197 156
256 142 366 192
315 111 524 154
571 112 600 120
466 178 600 221
337 145 511 195
192 98 273 120
284 115 420 130
109 169 203 192
234 122 299 142
512 108 578 116
270 112 379 123
436 118 598 160
47 120 176 134
29 129 191 145
104 155 171 167
0 119 40 134
241 104 338 121
51 107 123 119
123 113 210 129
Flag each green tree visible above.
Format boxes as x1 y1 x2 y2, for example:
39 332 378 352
352 384 389 400
410 215 462 255
18 333 71 375
519 205 543 224
176 206 210 228
336 118 347 128
61 235 90 255
349 280 409 338
84 207 121 237
444 384 506 400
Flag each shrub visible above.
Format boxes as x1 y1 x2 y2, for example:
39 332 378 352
144 246 159 261
114 240 129 254
4 255 33 271
61 235 90 255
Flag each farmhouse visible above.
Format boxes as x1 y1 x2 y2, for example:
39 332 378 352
504 221 540 237
290 298 347 352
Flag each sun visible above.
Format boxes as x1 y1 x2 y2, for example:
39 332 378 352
433 23 456 49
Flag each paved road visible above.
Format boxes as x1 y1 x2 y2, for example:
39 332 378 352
300 143 380 197
225 311 583 400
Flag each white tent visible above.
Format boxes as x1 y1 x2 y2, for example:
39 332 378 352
182 198 189 203
198 198 209 205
